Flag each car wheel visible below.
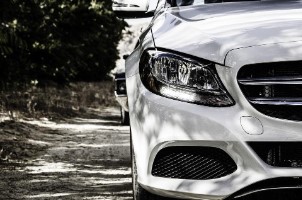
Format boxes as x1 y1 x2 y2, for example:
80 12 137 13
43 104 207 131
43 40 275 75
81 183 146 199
121 107 129 125
131 131 153 200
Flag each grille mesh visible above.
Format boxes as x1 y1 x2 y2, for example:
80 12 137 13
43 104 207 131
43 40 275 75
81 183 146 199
249 142 302 168
238 61 302 121
151 146 237 180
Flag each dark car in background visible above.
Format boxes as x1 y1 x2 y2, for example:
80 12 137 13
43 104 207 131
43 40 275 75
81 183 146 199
114 71 129 125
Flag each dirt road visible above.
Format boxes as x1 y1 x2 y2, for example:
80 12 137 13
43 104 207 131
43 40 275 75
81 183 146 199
0 107 132 200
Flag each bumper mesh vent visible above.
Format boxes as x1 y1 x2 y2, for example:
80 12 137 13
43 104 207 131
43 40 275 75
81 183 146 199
249 142 302 168
151 146 237 180
237 61 302 121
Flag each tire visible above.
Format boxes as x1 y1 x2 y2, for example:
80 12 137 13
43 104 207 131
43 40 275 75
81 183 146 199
121 107 129 125
131 130 153 200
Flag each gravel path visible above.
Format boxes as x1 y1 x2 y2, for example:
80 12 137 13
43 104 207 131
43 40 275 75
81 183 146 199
0 107 132 200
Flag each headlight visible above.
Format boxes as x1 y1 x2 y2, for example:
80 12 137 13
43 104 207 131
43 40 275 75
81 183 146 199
139 50 235 106
118 82 126 93
115 73 127 95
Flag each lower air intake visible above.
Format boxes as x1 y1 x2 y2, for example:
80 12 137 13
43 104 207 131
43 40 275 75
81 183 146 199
249 142 302 168
151 146 237 180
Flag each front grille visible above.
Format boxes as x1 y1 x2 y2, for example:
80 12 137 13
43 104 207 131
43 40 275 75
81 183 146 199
237 61 302 121
151 146 237 180
249 142 302 168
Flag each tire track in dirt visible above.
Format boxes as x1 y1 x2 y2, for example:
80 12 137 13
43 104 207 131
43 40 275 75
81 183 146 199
0 107 132 200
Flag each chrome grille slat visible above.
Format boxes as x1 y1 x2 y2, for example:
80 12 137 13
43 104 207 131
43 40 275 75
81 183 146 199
237 62 302 121
238 76 302 85
249 98 302 106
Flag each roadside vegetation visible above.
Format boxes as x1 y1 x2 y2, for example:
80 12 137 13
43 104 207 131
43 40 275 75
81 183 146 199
0 81 118 120
0 0 125 118
0 2 132 198
0 0 126 85
0 0 125 164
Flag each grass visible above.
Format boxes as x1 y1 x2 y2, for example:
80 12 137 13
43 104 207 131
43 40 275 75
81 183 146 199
0 81 119 120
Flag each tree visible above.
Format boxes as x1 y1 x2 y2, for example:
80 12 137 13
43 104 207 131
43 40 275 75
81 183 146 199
0 0 126 87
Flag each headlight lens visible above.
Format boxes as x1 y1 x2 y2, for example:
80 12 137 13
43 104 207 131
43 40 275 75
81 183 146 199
118 82 126 93
115 74 127 95
140 50 234 106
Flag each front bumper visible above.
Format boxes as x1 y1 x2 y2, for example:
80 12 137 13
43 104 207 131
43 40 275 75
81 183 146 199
127 70 302 199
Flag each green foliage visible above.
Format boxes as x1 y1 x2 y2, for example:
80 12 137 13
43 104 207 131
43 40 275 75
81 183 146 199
0 0 126 86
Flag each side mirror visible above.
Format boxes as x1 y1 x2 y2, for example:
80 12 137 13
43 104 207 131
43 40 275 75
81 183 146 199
123 54 129 60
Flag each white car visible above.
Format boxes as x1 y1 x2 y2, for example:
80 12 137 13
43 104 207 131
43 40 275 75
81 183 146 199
126 0 302 199
112 0 149 12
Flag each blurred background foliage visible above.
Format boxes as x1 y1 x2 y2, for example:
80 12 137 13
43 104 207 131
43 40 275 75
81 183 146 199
0 0 126 118
0 0 126 88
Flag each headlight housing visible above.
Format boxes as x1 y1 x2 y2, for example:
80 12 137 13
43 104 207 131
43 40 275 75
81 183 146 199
139 50 235 106
114 73 127 95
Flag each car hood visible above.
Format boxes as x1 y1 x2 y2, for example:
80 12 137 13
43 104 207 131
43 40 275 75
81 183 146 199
151 1 302 65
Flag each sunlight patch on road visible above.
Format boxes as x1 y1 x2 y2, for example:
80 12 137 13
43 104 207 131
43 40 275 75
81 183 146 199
82 177 132 185
0 115 11 122
26 161 77 173
29 179 52 183
78 143 129 148
22 119 130 132
25 193 75 198
76 158 125 162
77 168 131 175
72 118 117 124
84 190 133 197
25 159 131 176
28 139 52 146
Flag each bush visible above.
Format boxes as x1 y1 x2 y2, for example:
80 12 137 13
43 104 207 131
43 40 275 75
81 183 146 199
0 0 126 86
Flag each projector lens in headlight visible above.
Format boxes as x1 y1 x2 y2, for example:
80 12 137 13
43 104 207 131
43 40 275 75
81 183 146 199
139 50 234 106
